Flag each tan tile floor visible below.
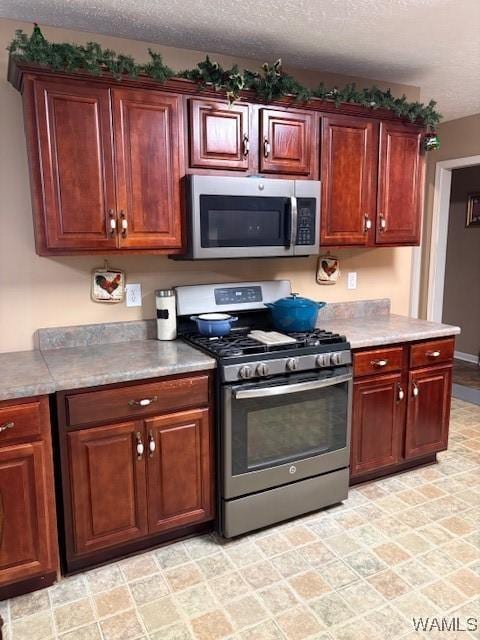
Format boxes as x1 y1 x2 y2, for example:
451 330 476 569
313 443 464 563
2 398 480 640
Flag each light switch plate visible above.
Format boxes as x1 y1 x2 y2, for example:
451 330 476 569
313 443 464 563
126 283 142 307
347 272 357 290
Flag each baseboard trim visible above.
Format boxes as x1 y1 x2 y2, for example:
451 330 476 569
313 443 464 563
454 351 479 364
452 383 480 406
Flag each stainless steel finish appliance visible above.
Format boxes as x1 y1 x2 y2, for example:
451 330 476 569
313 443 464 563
176 280 352 538
178 175 321 259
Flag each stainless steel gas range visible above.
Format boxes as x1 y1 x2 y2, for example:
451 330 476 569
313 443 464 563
176 281 352 538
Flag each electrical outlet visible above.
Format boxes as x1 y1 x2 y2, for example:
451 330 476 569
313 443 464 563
347 272 357 290
126 283 142 307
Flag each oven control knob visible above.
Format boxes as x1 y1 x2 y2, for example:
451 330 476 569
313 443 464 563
286 358 299 371
316 354 328 367
330 352 342 365
256 362 270 377
238 365 253 379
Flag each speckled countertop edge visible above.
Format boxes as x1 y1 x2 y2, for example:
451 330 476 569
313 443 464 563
1 307 461 401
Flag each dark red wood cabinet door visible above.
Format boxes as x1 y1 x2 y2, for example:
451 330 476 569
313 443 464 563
321 115 378 246
112 89 183 249
33 80 117 251
376 122 424 245
146 408 213 534
67 421 148 555
350 373 404 478
259 109 314 175
405 365 452 459
189 99 250 170
0 442 55 586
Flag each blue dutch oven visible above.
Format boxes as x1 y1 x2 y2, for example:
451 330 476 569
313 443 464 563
190 313 238 337
265 294 326 332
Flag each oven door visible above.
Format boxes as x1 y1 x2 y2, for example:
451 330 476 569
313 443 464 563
190 175 296 259
222 369 352 499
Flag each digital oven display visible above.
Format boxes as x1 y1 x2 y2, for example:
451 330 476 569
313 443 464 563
214 286 263 305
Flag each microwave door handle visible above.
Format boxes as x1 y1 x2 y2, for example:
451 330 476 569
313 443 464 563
233 373 352 399
290 196 298 248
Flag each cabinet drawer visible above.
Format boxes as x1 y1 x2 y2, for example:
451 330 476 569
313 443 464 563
66 375 210 427
353 346 404 378
0 400 45 445
410 338 455 369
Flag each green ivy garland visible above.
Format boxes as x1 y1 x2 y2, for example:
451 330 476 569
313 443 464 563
8 25 441 136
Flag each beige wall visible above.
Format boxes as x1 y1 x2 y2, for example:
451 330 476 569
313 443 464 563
419 113 480 318
442 166 480 356
0 18 420 353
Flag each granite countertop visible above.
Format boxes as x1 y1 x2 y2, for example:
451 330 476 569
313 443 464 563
0 305 461 401
41 339 216 391
0 350 56 401
319 314 461 349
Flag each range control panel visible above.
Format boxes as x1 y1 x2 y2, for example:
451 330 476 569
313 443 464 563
215 285 263 306
296 198 316 246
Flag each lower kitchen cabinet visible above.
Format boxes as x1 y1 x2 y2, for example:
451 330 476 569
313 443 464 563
351 373 404 476
146 408 213 533
57 372 214 572
0 397 58 599
67 420 148 555
405 365 452 459
350 338 454 483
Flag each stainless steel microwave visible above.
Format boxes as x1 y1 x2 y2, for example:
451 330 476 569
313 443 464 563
179 175 321 259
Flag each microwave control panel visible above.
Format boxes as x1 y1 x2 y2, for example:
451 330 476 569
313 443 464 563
296 198 316 245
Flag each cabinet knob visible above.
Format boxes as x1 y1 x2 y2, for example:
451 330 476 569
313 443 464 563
135 432 144 460
379 214 387 231
120 210 128 237
364 214 372 231
0 421 14 433
263 138 271 158
397 385 405 402
427 350 441 358
148 431 156 457
243 134 250 156
371 359 388 368
108 209 117 236
412 381 419 398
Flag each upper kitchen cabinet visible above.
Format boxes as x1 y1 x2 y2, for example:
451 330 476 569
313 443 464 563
112 89 183 250
260 108 314 176
321 114 378 246
376 121 424 245
189 98 250 171
22 77 183 255
321 117 425 247
30 79 117 252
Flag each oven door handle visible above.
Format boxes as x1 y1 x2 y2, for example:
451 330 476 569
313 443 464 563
233 373 352 399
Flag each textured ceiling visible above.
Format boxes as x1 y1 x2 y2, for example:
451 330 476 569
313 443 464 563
1 0 479 121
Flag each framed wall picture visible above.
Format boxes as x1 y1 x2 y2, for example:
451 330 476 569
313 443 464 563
466 192 480 227
91 263 126 303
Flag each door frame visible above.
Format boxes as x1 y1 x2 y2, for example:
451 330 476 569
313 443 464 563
410 154 480 320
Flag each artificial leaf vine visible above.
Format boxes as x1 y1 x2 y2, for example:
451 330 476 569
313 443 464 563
8 25 441 137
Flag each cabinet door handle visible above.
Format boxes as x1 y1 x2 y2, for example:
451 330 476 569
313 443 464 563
364 214 372 231
0 421 14 433
120 211 128 237
128 396 158 408
371 359 388 368
427 350 441 358
148 431 156 457
379 214 387 231
412 381 419 398
242 134 250 156
135 432 144 460
263 138 271 158
108 209 117 235
397 385 405 402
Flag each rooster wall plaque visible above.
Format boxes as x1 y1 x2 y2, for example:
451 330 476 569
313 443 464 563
316 255 340 285
91 262 126 303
